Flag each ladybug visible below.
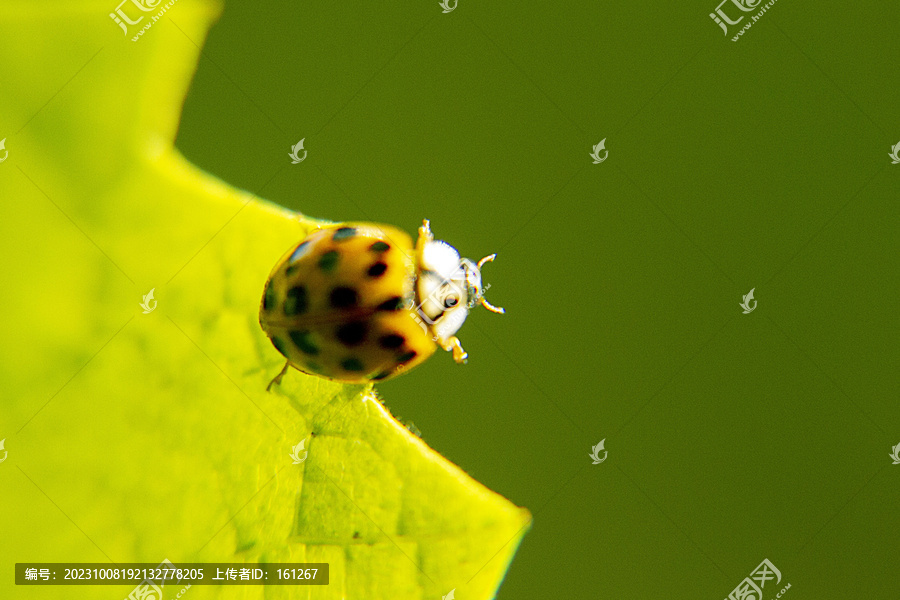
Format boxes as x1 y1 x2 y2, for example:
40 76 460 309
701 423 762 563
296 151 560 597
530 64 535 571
260 219 504 388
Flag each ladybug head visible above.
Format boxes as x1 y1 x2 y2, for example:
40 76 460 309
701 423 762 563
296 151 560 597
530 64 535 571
417 240 504 342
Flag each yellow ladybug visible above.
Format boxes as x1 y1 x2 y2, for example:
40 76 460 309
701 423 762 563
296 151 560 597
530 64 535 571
260 219 504 388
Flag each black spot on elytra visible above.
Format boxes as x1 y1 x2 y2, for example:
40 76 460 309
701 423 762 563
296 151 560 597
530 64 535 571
271 336 289 358
288 241 311 263
397 350 417 364
305 361 324 374
367 262 388 278
341 357 365 372
329 286 358 309
283 286 308 316
336 322 367 346
333 227 357 241
371 370 392 381
369 241 390 253
353 531 361 539
379 334 405 349
262 283 276 312
318 250 339 272
376 296 403 311
289 330 319 355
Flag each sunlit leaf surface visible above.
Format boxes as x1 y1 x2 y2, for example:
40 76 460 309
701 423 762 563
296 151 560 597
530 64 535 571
0 2 530 598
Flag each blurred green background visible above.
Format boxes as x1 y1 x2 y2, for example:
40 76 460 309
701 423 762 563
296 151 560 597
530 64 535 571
175 1 899 598
1 0 898 598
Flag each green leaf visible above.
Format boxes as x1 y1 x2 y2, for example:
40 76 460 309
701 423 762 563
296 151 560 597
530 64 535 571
0 3 530 599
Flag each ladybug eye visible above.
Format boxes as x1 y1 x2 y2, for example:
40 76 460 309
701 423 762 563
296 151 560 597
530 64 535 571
444 295 459 309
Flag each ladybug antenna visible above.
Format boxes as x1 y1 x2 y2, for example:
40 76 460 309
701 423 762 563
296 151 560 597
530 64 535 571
476 254 505 314
477 254 496 269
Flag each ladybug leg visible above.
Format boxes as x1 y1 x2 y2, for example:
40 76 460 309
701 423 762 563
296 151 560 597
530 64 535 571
441 336 468 364
416 219 434 256
266 361 290 391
